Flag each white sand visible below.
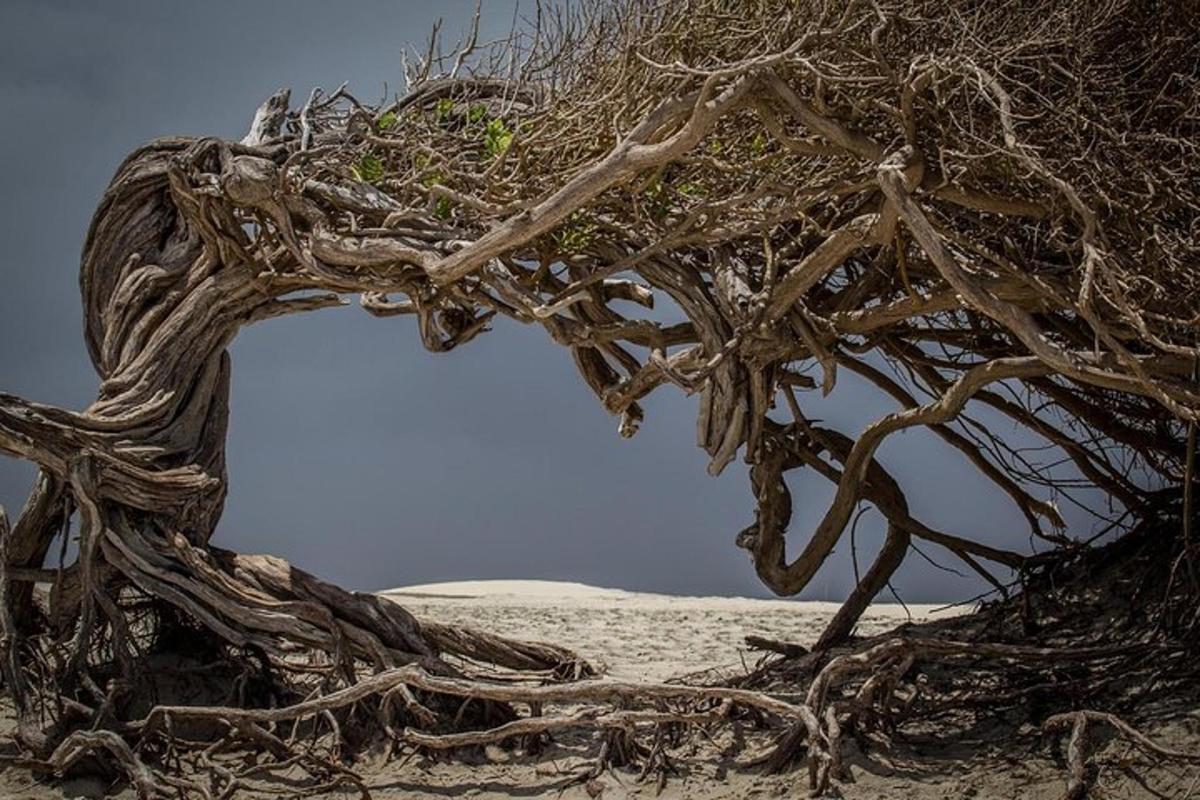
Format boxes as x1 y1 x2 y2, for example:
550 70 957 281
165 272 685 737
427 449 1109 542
384 579 964 682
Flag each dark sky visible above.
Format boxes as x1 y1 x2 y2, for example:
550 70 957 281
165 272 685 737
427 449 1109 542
0 1 1097 602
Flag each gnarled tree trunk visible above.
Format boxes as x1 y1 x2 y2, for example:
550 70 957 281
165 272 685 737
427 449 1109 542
0 132 583 766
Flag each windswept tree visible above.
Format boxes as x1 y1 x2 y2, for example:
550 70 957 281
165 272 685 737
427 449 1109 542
0 0 1198 795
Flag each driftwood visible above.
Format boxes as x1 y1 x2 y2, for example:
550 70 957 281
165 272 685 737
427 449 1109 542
0 0 1198 795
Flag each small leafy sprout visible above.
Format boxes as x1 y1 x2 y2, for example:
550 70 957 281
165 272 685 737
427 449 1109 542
751 132 768 157
377 111 398 131
434 98 456 122
351 153 384 184
468 104 488 124
483 118 514 159
433 197 453 220
707 139 725 156
677 181 703 197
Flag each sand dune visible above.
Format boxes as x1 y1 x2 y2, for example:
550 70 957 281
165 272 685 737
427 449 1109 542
384 579 961 682
386 579 635 601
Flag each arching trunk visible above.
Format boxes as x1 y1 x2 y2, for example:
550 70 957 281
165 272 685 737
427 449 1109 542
0 134 582 761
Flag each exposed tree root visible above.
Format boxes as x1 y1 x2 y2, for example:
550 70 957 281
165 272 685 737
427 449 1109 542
734 509 1200 796
1044 711 1200 800
1 505 1198 797
1046 711 1200 768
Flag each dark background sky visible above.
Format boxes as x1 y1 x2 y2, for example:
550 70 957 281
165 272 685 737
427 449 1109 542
0 1 1096 602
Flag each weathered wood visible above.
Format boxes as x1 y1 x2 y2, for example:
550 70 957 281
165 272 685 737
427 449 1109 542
0 0 1195 792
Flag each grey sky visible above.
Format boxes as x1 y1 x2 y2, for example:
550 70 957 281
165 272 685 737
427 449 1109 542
0 1 1096 602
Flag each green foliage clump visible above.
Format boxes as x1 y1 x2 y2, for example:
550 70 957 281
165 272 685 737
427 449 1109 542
413 153 444 188
351 152 385 184
750 132 768 157
434 98 456 122
483 118 514 159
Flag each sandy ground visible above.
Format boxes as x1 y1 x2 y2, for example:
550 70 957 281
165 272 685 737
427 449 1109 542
2 581 1198 799
383 579 961 683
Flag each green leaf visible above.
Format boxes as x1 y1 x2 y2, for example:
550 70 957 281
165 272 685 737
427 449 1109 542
433 197 453 220
377 111 398 131
751 132 768 157
420 170 445 189
483 118 514 159
435 98 456 122
351 152 385 184
468 104 488 124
